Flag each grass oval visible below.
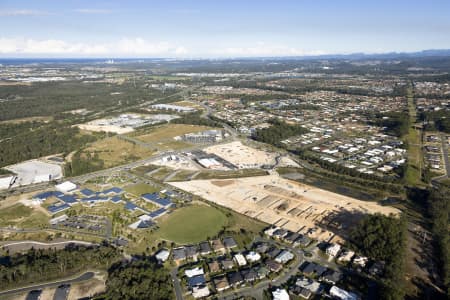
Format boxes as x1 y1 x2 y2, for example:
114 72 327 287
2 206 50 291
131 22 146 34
158 205 227 244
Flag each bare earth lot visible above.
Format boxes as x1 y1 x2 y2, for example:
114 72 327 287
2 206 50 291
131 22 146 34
204 141 277 169
77 122 134 134
170 174 399 242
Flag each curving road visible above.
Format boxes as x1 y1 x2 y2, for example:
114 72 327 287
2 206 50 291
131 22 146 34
1 240 94 247
0 272 94 298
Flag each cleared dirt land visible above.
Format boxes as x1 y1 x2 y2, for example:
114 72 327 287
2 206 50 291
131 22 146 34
134 124 214 143
77 122 134 134
170 175 399 242
204 141 278 169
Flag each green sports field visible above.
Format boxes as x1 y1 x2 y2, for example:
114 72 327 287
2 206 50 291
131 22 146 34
157 205 227 244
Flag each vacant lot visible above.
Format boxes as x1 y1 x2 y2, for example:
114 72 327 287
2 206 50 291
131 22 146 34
134 124 213 143
204 141 277 169
0 203 49 228
78 122 134 134
157 205 227 244
82 136 154 167
124 183 159 196
170 175 399 242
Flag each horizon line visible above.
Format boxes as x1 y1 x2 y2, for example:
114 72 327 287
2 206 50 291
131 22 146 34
1 49 450 61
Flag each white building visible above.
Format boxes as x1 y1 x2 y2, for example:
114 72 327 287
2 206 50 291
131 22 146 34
151 104 196 113
272 288 290 300
352 256 368 267
192 286 210 298
233 253 247 266
155 249 170 262
329 286 359 300
245 251 261 262
185 267 204 278
55 181 77 193
337 250 355 262
197 158 222 169
275 250 294 264
326 243 341 257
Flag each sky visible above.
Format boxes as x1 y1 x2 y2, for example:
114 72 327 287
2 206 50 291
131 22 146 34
0 0 449 58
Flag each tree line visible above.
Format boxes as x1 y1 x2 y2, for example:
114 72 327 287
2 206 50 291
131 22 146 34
407 184 449 298
428 185 450 297
349 213 407 300
294 149 404 194
252 119 308 147
420 110 450 133
0 122 100 168
0 244 121 290
64 151 106 176
171 112 223 127
367 111 410 137
0 80 165 121
96 256 174 300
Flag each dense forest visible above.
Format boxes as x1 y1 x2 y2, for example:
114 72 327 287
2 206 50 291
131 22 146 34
0 81 166 121
0 121 45 140
367 111 410 137
252 119 308 147
349 214 407 300
64 151 105 176
0 245 121 290
0 123 102 168
428 186 450 296
99 257 174 300
171 112 223 127
420 110 450 133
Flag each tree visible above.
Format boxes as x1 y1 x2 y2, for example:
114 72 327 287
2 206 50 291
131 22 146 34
349 214 407 300
101 257 174 300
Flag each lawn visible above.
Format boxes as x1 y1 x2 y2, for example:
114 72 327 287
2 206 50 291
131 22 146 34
157 205 227 244
404 88 424 187
124 183 159 196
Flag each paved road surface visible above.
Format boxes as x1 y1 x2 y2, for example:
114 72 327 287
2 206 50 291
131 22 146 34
0 272 94 298
170 267 183 300
441 133 450 178
53 284 70 300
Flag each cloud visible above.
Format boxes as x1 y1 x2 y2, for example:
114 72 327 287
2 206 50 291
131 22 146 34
0 10 48 16
0 38 326 58
0 37 188 57
73 9 113 14
213 43 327 57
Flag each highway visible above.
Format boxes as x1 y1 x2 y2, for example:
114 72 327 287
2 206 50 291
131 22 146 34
0 272 94 298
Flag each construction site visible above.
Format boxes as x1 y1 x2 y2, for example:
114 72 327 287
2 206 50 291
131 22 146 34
170 174 399 243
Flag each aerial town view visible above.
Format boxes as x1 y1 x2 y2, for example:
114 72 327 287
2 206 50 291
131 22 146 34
0 1 449 300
